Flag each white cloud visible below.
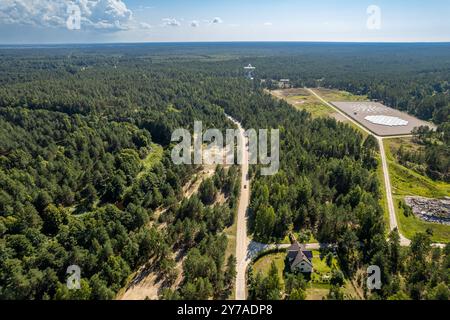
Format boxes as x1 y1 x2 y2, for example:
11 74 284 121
212 17 222 24
162 18 180 27
139 22 152 30
264 22 273 26
190 20 199 27
0 0 134 31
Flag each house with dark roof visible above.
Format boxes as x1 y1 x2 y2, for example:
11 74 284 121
287 241 313 273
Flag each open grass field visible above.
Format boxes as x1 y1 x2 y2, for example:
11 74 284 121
384 139 450 243
315 88 369 102
270 88 336 118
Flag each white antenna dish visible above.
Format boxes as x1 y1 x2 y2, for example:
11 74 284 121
244 64 256 79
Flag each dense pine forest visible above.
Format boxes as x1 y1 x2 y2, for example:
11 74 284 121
0 43 449 300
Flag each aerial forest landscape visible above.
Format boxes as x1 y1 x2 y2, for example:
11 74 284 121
0 0 449 313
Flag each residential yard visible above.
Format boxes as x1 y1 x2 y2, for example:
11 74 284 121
384 139 450 243
253 252 286 285
251 250 362 300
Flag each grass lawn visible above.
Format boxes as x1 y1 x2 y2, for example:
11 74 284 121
312 250 336 272
252 252 286 285
308 251 360 300
305 283 330 300
384 139 450 243
300 102 335 118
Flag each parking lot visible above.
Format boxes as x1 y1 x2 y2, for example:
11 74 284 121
331 101 436 136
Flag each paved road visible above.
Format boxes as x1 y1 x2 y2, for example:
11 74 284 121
377 136 411 246
308 88 446 248
226 115 251 300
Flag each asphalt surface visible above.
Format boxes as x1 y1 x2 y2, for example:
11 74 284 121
226 115 251 300
331 101 435 137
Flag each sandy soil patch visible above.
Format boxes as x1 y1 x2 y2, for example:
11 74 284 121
120 251 185 300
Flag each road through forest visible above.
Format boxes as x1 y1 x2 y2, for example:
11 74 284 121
226 115 251 300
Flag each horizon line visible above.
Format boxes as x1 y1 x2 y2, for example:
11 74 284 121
1 40 450 47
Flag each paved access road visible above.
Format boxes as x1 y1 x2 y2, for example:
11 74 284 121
226 115 251 300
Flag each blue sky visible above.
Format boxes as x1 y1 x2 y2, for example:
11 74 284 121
0 0 449 44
